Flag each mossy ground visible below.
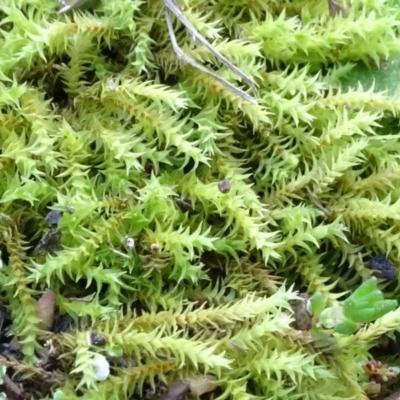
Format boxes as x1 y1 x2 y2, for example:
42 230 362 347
1 0 400 399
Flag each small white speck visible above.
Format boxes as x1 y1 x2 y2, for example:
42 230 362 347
107 79 116 92
124 237 135 250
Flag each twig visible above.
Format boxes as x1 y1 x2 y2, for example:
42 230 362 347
164 0 257 91
69 296 93 303
58 0 84 14
164 6 257 105
109 244 131 259
57 0 259 104
305 187 332 217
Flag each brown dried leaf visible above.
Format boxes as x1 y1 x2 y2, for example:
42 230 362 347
188 375 217 396
160 380 190 400
37 289 56 331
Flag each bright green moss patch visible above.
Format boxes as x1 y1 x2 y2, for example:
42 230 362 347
1 0 400 399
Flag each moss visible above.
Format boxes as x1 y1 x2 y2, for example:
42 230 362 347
1 0 400 399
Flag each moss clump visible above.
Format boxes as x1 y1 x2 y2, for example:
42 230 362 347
1 0 400 399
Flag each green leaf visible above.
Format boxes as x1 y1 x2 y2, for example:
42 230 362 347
348 278 378 302
309 292 326 318
334 320 359 335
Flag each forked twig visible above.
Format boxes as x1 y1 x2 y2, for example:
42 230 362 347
164 0 257 91
57 0 258 104
164 6 257 104
305 186 332 217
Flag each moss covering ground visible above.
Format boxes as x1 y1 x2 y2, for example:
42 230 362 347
2 0 400 399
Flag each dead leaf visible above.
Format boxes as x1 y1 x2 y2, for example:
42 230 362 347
188 375 217 396
160 380 190 400
37 289 56 331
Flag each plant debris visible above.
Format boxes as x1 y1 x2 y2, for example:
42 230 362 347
37 289 56 331
294 294 312 331
173 197 197 214
160 380 190 400
34 229 62 256
369 255 397 280
44 210 63 227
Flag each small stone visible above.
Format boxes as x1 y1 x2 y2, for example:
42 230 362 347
366 381 381 397
34 229 62 256
45 210 63 227
369 254 397 280
385 390 400 400
89 331 106 346
173 197 196 214
218 179 231 194
328 0 349 18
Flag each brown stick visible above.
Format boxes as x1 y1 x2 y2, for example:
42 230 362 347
164 0 258 104
164 0 257 90
305 186 332 217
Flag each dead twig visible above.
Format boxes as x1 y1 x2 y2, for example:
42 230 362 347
305 187 332 217
58 0 258 104
164 0 257 91
164 6 257 104
108 243 131 259
68 296 93 303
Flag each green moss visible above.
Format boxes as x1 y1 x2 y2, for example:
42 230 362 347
0 0 400 399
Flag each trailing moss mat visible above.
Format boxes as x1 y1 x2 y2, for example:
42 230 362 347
1 0 400 399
